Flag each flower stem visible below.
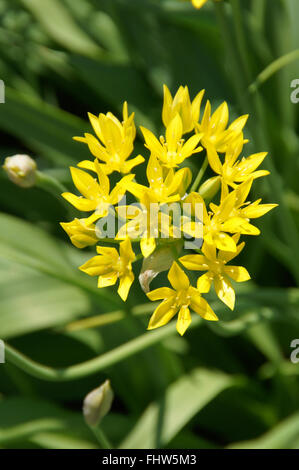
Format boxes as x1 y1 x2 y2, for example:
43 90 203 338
62 303 156 332
90 426 112 449
229 0 252 84
36 171 75 217
4 316 202 382
190 156 208 192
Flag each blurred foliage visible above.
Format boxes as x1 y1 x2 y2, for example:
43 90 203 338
0 0 299 449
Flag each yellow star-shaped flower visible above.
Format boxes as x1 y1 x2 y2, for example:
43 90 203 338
162 84 205 134
62 160 134 218
180 237 250 310
196 100 249 153
79 238 135 301
141 114 203 168
147 261 218 335
60 217 98 249
74 102 144 175
207 135 269 196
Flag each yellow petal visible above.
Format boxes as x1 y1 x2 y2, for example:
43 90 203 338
94 160 110 195
110 173 135 204
189 289 218 321
147 298 178 330
88 112 103 141
140 126 164 157
122 155 145 173
147 287 175 301
213 232 237 252
162 84 173 128
79 256 111 277
192 0 209 9
191 89 205 125
146 154 163 185
70 166 100 199
224 265 251 282
179 254 207 270
166 114 183 153
98 272 118 288
197 272 213 293
96 246 118 257
119 237 135 262
140 236 156 258
242 203 278 219
176 306 192 336
118 273 134 301
207 145 222 175
168 261 189 291
62 192 97 211
77 160 97 172
214 275 235 310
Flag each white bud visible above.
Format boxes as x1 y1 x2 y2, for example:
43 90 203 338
3 154 37 188
83 380 114 427
139 244 181 293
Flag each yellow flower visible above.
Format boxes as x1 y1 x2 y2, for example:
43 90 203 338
180 237 250 310
116 192 173 258
207 135 269 196
126 154 191 204
183 186 269 253
60 218 98 249
191 0 222 10
80 238 135 301
62 160 134 217
196 100 249 153
192 0 208 8
141 114 203 168
60 83 278 333
74 102 144 174
147 261 218 335
210 178 278 229
162 85 205 134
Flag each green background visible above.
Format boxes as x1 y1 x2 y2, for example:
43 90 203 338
0 0 299 449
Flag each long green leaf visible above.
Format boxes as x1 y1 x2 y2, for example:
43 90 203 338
120 368 238 449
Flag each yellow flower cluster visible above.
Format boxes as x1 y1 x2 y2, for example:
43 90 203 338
61 84 277 335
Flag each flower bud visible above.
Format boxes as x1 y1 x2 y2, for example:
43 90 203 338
198 176 221 200
60 218 98 249
3 154 37 188
139 244 181 293
83 380 114 427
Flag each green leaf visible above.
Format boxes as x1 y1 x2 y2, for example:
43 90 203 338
0 396 96 448
19 0 101 57
229 412 299 449
0 88 87 164
120 368 237 449
70 55 156 129
0 212 120 307
0 260 90 339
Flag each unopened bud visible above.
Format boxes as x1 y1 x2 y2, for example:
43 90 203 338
139 244 181 293
198 176 221 200
83 380 114 427
3 154 37 188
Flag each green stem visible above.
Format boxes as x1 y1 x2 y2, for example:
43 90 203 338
36 171 67 194
36 171 75 217
91 426 112 449
62 302 156 332
230 0 252 84
214 1 248 109
190 156 208 192
5 316 202 382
